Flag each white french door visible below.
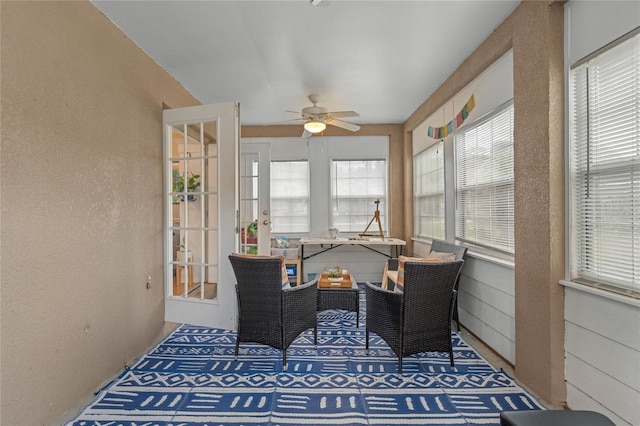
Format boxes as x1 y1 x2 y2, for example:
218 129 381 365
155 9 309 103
163 102 239 330
240 142 271 255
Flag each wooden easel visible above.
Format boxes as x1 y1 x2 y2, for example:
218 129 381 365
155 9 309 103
359 199 384 240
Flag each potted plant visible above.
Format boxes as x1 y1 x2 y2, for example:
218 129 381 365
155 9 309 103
326 266 344 282
173 172 201 201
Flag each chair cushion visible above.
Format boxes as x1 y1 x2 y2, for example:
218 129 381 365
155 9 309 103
232 253 290 289
394 252 456 293
425 251 456 262
500 410 615 426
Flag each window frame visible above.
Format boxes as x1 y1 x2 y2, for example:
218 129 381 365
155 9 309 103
568 28 640 298
454 101 515 256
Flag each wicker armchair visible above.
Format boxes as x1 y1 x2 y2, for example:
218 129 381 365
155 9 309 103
365 259 464 374
383 240 467 329
429 240 468 331
229 254 318 366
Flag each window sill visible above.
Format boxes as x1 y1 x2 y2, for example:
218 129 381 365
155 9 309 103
560 280 640 308
466 250 514 269
412 237 514 269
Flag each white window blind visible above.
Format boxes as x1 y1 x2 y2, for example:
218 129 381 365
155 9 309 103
331 160 387 234
455 103 514 254
414 141 445 240
570 30 640 296
270 161 309 233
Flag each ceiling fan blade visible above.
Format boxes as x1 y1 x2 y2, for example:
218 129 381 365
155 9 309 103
286 110 302 115
328 111 359 118
326 118 361 132
301 129 312 138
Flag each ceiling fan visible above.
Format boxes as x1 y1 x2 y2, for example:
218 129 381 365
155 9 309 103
287 95 361 138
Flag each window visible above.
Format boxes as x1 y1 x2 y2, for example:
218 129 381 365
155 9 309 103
331 160 387 234
455 102 514 254
569 29 640 296
414 141 445 240
270 161 309 233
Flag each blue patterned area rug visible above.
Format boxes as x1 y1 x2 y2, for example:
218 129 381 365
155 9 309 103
67 297 544 425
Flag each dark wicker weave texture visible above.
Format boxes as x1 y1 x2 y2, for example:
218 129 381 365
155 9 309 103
317 281 360 327
429 240 468 331
229 254 317 366
365 259 464 374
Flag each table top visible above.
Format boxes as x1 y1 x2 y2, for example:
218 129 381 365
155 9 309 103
301 237 406 246
318 273 358 290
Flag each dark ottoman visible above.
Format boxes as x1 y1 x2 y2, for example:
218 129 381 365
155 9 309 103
500 410 615 426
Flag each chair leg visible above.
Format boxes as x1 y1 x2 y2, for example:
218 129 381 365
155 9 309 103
449 350 455 367
314 326 318 348
283 349 287 368
234 339 240 360
365 329 369 354
398 357 403 375
454 303 460 332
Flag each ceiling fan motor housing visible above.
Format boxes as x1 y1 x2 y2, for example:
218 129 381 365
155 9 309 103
291 94 361 135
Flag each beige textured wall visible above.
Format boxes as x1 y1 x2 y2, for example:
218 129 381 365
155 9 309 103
1 2 199 424
242 124 405 238
512 0 566 405
402 1 566 405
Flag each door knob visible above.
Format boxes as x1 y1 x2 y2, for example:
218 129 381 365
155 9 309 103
263 220 270 226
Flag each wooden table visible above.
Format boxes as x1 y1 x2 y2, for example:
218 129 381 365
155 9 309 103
317 273 360 328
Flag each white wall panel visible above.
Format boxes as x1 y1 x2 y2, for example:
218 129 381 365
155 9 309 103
459 292 514 347
462 255 515 296
459 307 515 363
565 322 639 392
564 287 640 351
566 0 640 66
565 353 639 426
460 276 515 318
458 255 515 360
564 286 640 425
566 383 631 426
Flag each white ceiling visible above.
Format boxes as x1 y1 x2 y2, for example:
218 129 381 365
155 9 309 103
93 0 519 127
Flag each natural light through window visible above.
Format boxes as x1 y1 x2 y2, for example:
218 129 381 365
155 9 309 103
270 161 309 233
331 160 387 234
455 103 514 254
570 29 640 296
414 141 445 240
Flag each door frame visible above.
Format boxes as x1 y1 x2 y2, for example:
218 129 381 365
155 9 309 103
163 102 239 330
240 142 272 255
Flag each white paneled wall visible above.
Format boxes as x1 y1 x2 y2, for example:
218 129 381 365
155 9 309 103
457 255 515 363
563 285 640 426
414 240 515 363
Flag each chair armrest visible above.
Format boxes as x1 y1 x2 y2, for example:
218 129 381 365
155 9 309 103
365 281 403 355
283 278 317 322
284 277 317 293
365 280 401 298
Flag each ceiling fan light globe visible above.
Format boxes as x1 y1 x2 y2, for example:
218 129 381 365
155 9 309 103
304 121 326 133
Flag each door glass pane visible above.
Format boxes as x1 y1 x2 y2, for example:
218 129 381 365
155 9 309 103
240 154 259 254
169 120 218 300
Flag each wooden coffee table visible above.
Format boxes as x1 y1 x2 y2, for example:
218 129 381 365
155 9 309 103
317 273 360 328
